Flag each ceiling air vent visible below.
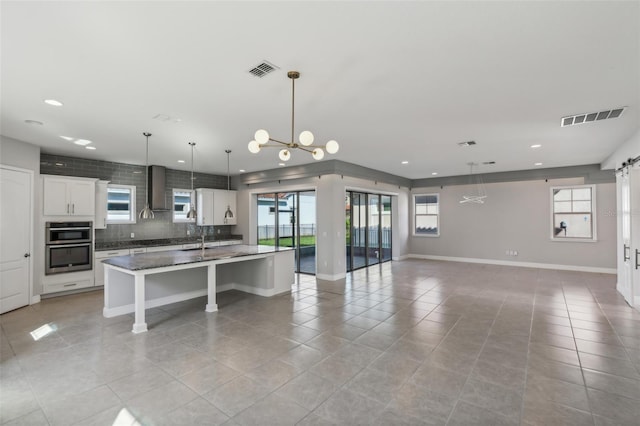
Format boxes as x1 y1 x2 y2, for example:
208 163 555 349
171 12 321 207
561 107 625 127
458 141 477 147
249 61 279 78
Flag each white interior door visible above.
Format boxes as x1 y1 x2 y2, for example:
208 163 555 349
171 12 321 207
617 169 633 305
0 166 32 314
631 164 640 309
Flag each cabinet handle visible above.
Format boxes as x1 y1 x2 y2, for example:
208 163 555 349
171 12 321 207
67 204 70 214
104 218 106 227
63 283 77 287
636 249 639 270
624 245 630 261
72 204 75 214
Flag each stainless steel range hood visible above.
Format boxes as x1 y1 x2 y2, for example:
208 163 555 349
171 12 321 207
147 165 169 210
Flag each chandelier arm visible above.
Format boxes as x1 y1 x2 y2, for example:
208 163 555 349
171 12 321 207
291 76 295 146
296 146 315 153
267 138 291 146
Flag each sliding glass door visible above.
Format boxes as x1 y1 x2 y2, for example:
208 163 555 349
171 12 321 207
346 191 392 272
257 191 316 275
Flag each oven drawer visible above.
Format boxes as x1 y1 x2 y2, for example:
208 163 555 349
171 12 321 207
44 279 92 294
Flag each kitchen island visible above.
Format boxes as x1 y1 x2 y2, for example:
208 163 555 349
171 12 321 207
102 245 294 333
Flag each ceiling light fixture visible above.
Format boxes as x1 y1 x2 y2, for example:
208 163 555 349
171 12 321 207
224 150 234 223
85 146 96 150
401 161 409 164
248 71 339 162
460 162 487 204
239 169 246 173
44 99 63 107
432 172 438 176
187 142 197 220
177 160 185 163
530 144 542 149
139 132 154 219
74 139 92 146
60 136 74 141
535 162 543 166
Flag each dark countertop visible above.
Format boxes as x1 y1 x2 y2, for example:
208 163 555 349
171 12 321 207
96 235 243 251
102 244 292 271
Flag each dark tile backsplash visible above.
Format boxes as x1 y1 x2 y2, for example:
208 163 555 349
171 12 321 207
41 154 235 243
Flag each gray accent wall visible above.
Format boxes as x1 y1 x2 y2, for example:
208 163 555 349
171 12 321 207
40 153 234 242
409 177 616 270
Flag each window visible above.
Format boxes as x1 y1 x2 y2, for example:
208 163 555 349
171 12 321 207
107 184 136 224
551 185 596 240
173 189 195 222
414 194 439 236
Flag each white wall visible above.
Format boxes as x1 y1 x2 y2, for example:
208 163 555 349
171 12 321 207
409 177 616 272
0 136 43 297
602 129 640 170
236 174 410 280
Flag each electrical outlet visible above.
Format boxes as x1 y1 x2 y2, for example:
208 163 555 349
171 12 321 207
513 250 518 256
130 232 135 238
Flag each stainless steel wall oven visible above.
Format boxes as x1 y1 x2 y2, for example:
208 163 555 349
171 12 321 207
45 221 93 275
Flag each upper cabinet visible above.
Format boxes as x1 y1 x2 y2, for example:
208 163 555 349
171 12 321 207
196 188 237 226
95 180 110 229
213 189 237 225
196 188 214 226
43 176 96 216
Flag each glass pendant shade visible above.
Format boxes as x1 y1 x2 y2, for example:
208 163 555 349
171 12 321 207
299 130 314 146
248 140 261 153
279 149 291 161
312 148 325 160
255 129 269 145
325 140 339 154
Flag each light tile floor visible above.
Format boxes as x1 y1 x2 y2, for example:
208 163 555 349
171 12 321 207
1 260 640 425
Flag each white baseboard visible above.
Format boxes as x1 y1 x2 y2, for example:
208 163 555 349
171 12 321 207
406 254 616 274
393 255 411 261
216 282 288 297
30 295 41 304
103 289 208 318
317 272 347 281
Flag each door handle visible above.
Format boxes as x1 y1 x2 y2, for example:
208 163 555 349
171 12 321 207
72 204 75 214
24 253 30 258
624 245 630 261
636 249 639 270
67 203 70 214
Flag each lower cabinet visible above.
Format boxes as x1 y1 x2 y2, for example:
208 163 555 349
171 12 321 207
94 249 130 287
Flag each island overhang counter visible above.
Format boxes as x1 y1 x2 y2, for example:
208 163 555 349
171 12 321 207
102 244 295 333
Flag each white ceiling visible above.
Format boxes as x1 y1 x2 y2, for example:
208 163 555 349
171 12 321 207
1 1 638 179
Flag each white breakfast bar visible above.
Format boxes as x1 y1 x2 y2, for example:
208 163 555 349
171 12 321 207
102 244 295 333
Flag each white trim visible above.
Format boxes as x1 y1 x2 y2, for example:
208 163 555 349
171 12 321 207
393 254 411 261
172 188 196 223
344 185 400 197
412 193 440 237
317 272 346 281
102 282 290 318
106 183 137 224
30 295 40 304
103 289 208 317
1 164 35 307
406 254 616 274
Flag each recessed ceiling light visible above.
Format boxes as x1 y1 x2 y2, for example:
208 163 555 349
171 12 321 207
60 136 74 141
530 144 542 149
85 146 96 150
74 139 92 146
431 172 438 176
177 160 185 163
24 119 43 125
401 161 409 165
44 99 63 107
534 162 543 166
278 163 285 167
239 169 246 173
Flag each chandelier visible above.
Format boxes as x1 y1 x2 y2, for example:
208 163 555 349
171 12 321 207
460 162 487 204
248 71 339 161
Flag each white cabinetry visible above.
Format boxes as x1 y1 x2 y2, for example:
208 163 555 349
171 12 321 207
213 189 237 225
196 189 214 226
43 176 96 216
95 180 109 229
146 245 183 253
94 249 130 287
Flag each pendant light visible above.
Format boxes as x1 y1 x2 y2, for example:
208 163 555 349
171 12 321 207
138 132 154 219
186 142 197 219
224 149 234 222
